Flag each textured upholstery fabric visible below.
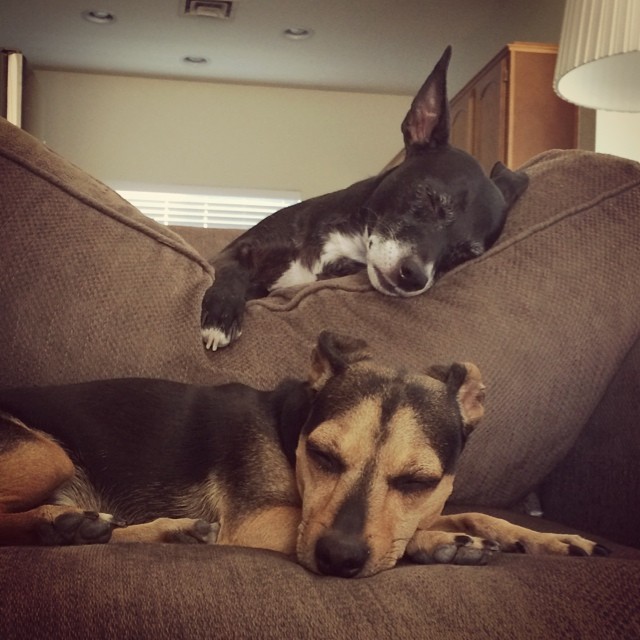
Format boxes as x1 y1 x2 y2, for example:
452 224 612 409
1 521 639 640
1 117 640 639
0 121 215 386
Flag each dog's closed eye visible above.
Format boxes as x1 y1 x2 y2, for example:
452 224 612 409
388 474 441 496
306 442 346 475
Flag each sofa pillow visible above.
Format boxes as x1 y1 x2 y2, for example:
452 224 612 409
0 118 215 387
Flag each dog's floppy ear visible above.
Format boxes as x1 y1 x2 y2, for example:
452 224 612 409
490 161 529 209
428 362 486 438
401 45 452 152
309 331 371 391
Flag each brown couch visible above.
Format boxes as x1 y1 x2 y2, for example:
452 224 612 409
1 116 639 639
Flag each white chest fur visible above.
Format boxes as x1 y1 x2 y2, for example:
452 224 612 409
270 230 367 291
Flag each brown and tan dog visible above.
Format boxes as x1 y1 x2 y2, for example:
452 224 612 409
0 332 607 577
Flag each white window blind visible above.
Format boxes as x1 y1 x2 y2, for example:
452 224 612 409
113 183 300 229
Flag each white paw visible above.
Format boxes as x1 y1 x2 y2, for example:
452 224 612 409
201 327 237 351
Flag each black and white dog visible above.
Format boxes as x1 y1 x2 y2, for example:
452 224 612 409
201 47 529 350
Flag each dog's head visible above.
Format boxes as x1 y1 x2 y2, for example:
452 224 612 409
365 46 529 297
294 331 485 578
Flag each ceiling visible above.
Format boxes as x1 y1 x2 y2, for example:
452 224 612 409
1 0 566 96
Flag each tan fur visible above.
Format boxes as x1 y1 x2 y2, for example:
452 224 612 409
0 504 88 545
424 512 601 556
455 363 486 427
0 413 74 514
111 517 217 544
160 472 227 524
295 397 454 577
214 432 300 551
416 475 456 529
219 506 301 554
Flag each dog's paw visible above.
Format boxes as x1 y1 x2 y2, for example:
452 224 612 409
163 519 220 544
201 326 240 352
201 284 244 351
406 531 500 566
37 511 124 546
512 532 611 557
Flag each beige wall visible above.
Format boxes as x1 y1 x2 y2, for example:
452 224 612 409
595 111 640 163
26 70 412 200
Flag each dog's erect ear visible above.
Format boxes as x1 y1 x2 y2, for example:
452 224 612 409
308 331 371 391
428 362 485 438
401 45 452 153
490 162 529 209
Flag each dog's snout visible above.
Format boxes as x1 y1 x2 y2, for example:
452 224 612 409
398 258 428 292
314 531 370 578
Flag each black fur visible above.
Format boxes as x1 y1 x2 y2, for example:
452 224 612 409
0 379 307 522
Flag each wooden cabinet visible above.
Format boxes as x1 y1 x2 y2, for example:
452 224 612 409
449 42 578 173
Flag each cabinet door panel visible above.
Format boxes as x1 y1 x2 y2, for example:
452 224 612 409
473 58 507 173
450 88 474 154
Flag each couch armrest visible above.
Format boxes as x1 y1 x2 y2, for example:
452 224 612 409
541 335 640 548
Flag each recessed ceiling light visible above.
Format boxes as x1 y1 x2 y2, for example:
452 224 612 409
183 56 209 65
82 10 116 24
283 27 313 40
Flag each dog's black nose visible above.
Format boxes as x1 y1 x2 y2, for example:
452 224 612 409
314 532 370 578
397 258 428 291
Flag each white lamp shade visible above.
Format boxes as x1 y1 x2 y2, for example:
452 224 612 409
554 0 640 112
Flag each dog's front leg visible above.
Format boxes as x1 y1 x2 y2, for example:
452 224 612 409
201 257 252 351
406 513 610 565
111 518 220 544
427 513 610 557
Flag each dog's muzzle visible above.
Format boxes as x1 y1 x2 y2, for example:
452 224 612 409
367 259 435 297
366 235 435 297
314 530 371 578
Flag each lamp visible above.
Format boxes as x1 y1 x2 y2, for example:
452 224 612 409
554 0 640 112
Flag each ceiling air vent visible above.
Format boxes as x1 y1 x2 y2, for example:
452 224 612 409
183 0 234 19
